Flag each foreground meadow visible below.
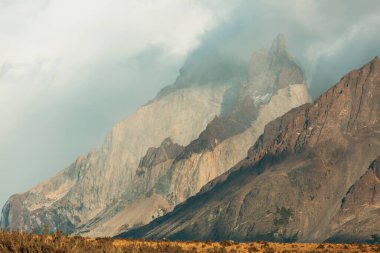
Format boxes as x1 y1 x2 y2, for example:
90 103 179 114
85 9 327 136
0 231 379 253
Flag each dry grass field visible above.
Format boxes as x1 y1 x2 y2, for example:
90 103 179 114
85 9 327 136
0 231 379 253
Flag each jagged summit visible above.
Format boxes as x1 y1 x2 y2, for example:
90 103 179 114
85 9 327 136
120 57 380 243
247 34 304 95
158 34 299 99
269 33 287 56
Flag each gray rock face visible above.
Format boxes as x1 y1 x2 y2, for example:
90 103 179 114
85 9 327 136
0 35 309 237
120 57 380 243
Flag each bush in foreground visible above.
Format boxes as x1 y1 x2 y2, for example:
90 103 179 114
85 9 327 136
1 230 380 253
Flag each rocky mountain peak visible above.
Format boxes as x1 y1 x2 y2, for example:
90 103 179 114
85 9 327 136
120 58 380 243
247 34 304 95
269 33 288 57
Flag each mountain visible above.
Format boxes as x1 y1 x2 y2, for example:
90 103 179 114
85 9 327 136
0 35 309 236
119 57 380 243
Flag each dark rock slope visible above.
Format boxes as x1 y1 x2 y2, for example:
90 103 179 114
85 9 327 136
326 156 380 243
119 57 380 243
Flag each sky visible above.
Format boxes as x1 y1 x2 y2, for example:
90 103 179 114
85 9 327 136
1 0 380 209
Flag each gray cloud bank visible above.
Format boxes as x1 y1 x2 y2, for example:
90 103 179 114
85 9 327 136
1 0 380 208
174 0 380 98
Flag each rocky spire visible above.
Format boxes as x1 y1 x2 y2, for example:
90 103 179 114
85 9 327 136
269 33 288 57
247 33 304 95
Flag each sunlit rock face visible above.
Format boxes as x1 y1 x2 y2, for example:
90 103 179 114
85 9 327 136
121 58 380 243
1 35 309 237
0 84 228 234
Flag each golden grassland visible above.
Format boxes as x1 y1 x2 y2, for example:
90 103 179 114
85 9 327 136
0 231 379 253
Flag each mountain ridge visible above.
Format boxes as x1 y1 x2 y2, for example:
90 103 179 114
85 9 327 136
119 57 380 243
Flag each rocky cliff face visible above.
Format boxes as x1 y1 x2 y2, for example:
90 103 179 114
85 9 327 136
121 57 380 243
0 35 309 236
0 84 228 234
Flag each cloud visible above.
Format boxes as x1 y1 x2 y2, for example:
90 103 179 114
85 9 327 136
175 0 380 97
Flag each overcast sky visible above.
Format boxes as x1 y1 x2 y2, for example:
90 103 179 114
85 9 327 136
1 0 380 209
